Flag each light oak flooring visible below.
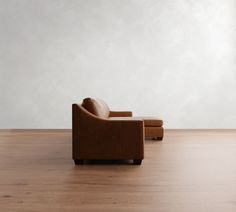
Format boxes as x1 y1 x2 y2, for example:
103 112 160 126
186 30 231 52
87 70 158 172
0 129 236 212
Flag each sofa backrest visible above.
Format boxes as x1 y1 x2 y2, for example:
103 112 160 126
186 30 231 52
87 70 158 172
82 98 110 119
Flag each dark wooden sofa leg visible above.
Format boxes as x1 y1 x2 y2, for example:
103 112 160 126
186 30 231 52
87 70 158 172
133 159 142 165
74 160 84 165
152 137 163 141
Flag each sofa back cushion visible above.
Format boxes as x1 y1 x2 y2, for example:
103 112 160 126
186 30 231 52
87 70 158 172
82 98 110 118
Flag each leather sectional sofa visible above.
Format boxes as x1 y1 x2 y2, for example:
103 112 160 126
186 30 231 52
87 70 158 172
72 98 164 165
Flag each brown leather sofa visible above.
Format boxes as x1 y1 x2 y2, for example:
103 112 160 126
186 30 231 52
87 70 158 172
72 98 164 165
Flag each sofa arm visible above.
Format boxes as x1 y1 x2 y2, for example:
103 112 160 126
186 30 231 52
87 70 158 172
77 119 144 160
109 111 133 117
73 104 144 160
92 119 144 159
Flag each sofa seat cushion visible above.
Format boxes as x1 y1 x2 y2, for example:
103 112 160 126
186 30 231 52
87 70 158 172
109 116 163 127
82 98 110 118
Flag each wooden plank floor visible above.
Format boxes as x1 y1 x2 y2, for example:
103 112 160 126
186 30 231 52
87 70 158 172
0 129 236 212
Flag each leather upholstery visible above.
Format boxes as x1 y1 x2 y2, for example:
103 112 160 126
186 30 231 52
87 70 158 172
81 97 164 139
82 98 110 118
73 98 163 163
109 111 133 117
137 117 163 127
109 117 163 127
72 104 144 161
145 127 164 138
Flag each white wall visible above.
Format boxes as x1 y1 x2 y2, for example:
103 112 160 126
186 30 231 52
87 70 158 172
0 0 236 128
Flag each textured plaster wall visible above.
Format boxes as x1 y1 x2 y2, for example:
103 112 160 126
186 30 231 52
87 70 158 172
0 0 236 128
